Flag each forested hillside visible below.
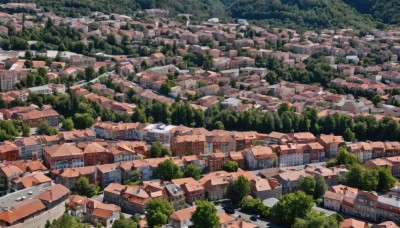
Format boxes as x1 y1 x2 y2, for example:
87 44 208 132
227 0 374 29
3 0 400 29
343 0 400 24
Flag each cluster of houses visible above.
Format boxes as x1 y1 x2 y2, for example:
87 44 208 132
324 184 400 225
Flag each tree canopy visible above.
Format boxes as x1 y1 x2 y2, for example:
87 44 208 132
145 198 174 228
271 191 314 226
155 159 183 181
226 175 251 205
191 200 220 228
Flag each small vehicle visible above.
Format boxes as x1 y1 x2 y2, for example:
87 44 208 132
224 207 235 214
250 215 258 221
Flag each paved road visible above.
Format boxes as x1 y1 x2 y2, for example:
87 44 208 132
215 205 283 228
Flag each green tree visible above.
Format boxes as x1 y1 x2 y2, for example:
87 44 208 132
292 210 340 228
346 164 379 191
131 108 147 123
36 121 58 135
74 113 95 129
84 65 96 81
151 141 171 158
372 95 382 107
226 175 251 205
63 118 74 131
377 167 396 192
21 123 30 137
112 213 137 228
191 200 220 228
145 198 174 227
49 213 90 228
314 175 328 199
25 50 32 60
75 176 99 198
221 161 239 172
335 146 359 166
184 164 202 180
127 170 142 185
343 127 355 141
156 159 183 181
297 176 316 197
271 191 314 226
160 82 171 95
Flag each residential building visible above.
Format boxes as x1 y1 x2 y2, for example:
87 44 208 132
245 146 278 170
43 143 84 170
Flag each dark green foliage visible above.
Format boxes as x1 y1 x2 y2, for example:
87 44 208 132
221 161 239 172
155 159 183 181
75 176 99 198
292 210 340 228
226 175 251 205
377 167 397 192
183 164 202 180
191 200 220 228
271 191 314 226
344 0 400 24
48 213 90 228
36 121 58 135
228 0 375 29
150 141 171 158
145 198 174 228
111 213 137 228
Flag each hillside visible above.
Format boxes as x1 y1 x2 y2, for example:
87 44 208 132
227 0 375 29
16 0 228 20
343 0 400 24
5 0 400 29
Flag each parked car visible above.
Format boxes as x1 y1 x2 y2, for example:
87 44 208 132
224 207 235 214
250 215 259 221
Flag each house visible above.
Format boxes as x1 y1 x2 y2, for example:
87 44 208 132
0 141 20 161
104 183 166 214
303 142 325 163
273 169 310 194
84 199 121 227
43 143 84 170
57 166 97 189
228 152 245 169
108 141 147 163
324 191 344 212
0 199 46 226
58 129 96 143
340 218 369 228
18 109 59 127
13 136 43 160
250 178 282 200
172 178 205 205
10 172 51 191
205 153 225 172
223 220 257 228
209 133 236 154
169 206 196 228
0 165 24 193
317 134 344 158
244 146 278 170
37 184 70 209
96 163 121 189
277 144 305 167
81 142 110 166
170 134 206 157
165 183 185 210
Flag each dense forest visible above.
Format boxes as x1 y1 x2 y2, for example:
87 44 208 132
5 0 400 29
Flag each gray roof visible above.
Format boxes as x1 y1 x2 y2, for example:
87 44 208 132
378 196 400 207
166 183 184 196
